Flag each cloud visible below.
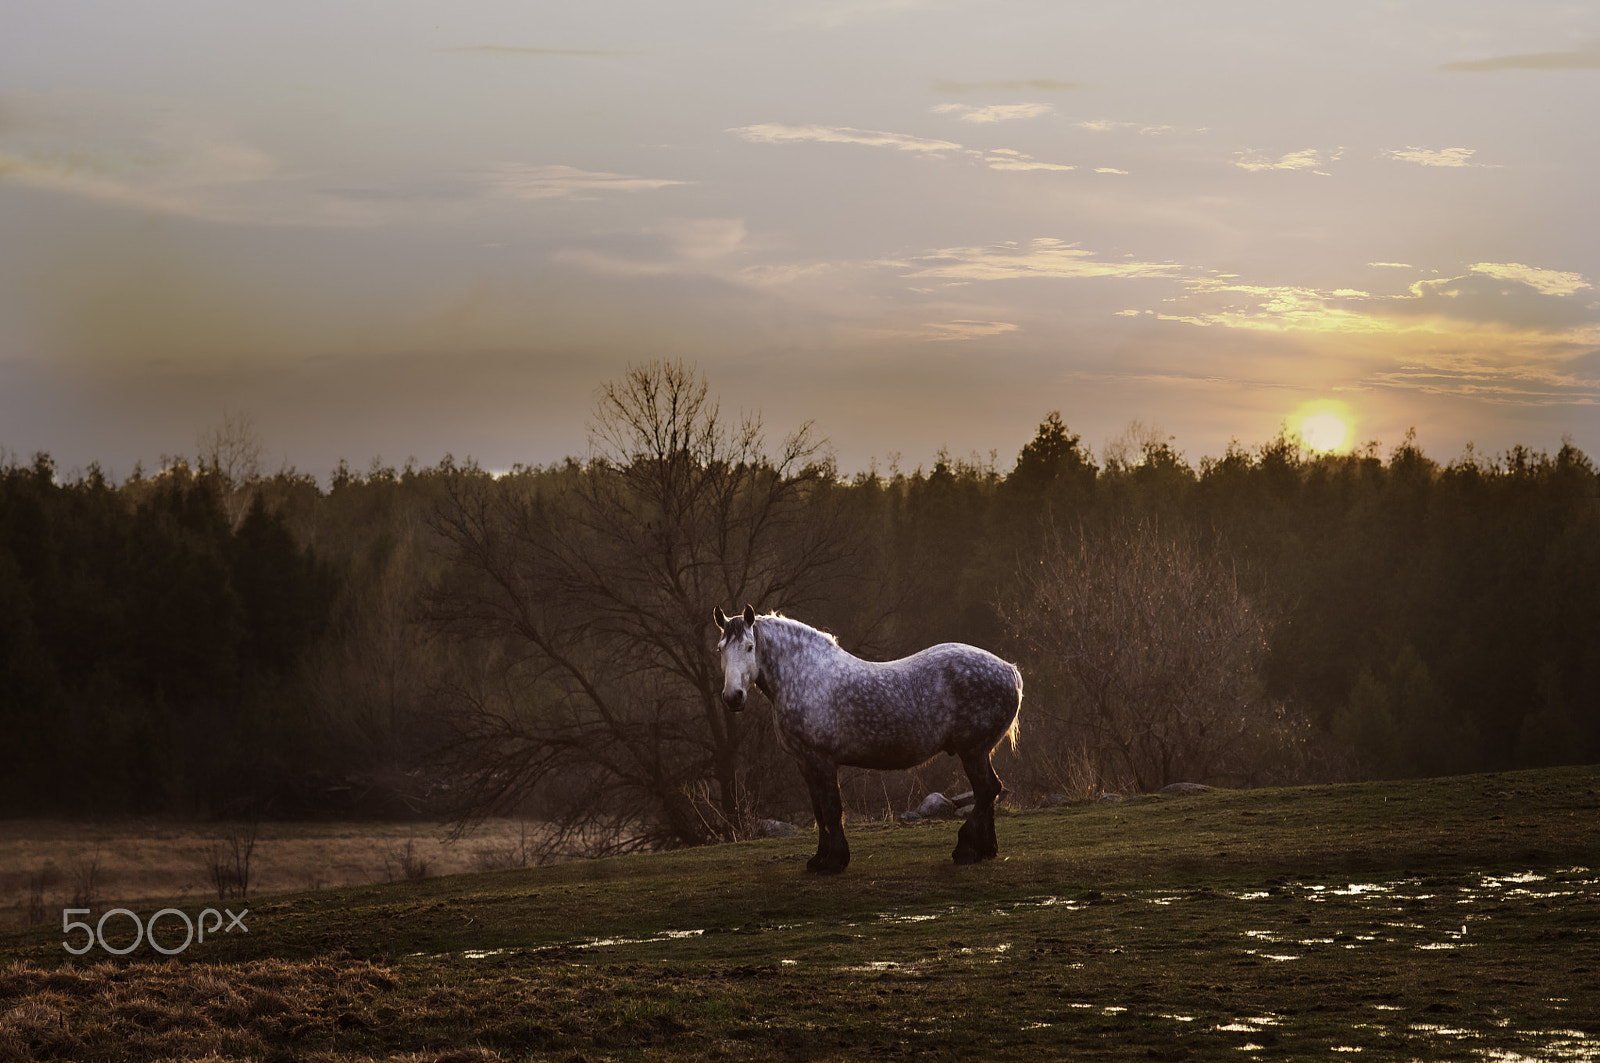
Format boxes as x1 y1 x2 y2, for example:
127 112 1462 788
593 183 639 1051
872 319 1022 342
981 150 1075 172
1232 148 1342 174
1073 119 1182 135
728 123 966 153
1440 42 1600 72
1383 146 1492 168
547 217 749 279
1146 269 1600 410
646 218 747 261
1094 168 1130 175
1469 262 1591 297
1159 281 1405 334
0 125 350 228
931 103 1053 123
934 78 1083 93
731 127 1096 175
1156 262 1600 352
1369 262 1415 269
887 238 1187 282
1368 358 1600 407
483 163 687 200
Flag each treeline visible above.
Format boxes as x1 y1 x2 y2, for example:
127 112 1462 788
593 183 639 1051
1 364 1597 851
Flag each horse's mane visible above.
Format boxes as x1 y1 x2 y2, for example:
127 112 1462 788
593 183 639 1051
756 613 840 652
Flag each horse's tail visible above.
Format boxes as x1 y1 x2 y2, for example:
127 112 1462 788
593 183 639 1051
1004 663 1023 752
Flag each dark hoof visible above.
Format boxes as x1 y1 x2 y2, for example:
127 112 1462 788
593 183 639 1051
807 854 848 875
952 844 981 865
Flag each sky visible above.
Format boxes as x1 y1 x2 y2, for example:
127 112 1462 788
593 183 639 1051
2 0 1597 481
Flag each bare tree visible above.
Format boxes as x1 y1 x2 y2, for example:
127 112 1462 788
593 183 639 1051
197 409 264 528
426 361 861 851
1002 518 1298 792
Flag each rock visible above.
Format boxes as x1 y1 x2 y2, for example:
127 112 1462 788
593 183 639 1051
1098 793 1125 803
755 819 802 838
1038 793 1071 808
950 791 975 806
897 811 922 823
1159 782 1213 795
916 792 959 818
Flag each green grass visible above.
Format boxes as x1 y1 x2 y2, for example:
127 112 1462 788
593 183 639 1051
3 766 1599 1060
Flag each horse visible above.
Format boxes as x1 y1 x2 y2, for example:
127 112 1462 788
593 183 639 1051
713 605 1022 874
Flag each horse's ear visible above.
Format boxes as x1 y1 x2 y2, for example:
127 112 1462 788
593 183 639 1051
742 604 756 624
714 606 728 630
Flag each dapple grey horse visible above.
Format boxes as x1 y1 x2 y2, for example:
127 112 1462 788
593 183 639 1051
714 605 1022 873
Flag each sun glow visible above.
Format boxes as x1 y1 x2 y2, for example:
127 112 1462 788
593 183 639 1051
1295 401 1353 453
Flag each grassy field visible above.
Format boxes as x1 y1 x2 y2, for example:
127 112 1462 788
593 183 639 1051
0 818 553 925
2 766 1598 1061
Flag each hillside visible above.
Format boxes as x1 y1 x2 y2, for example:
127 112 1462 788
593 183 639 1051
2 767 1598 1060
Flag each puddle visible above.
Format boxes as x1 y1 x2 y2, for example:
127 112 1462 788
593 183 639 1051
1329 883 1390 896
405 864 1597 1062
585 929 705 947
1214 1016 1284 1033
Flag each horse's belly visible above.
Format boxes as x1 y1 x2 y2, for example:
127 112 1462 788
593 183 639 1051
774 708 938 770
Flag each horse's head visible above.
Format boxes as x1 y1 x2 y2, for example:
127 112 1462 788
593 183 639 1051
713 604 759 711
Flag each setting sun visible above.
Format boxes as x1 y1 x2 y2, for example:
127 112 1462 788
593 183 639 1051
1296 402 1353 453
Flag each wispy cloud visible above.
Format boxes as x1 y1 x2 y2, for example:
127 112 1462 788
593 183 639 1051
1440 41 1600 72
1470 261 1592 296
0 105 357 227
732 125 1107 175
1368 358 1600 407
1159 280 1404 334
728 123 965 153
483 163 687 200
981 149 1074 172
935 78 1083 93
887 238 1186 282
550 217 747 278
931 102 1052 123
872 319 1022 342
1159 262 1597 341
1150 268 1600 408
731 126 1093 175
1382 146 1492 168
1232 148 1342 174
1073 119 1183 135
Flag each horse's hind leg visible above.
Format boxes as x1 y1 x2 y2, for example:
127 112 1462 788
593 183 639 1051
799 756 850 874
952 749 1003 865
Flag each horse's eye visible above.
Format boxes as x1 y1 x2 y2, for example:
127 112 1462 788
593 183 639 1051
744 640 755 651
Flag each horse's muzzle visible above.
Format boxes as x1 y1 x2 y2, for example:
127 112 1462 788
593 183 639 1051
722 689 746 711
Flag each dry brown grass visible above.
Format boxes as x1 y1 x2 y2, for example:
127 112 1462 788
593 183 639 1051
0 820 546 926
0 955 410 1061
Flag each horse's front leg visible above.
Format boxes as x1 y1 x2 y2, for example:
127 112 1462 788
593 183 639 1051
953 749 1003 864
798 755 849 874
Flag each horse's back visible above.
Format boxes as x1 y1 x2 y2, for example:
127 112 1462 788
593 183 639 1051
838 642 1020 765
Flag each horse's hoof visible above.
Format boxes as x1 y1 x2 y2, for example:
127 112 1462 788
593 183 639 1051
806 858 846 875
952 845 981 865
